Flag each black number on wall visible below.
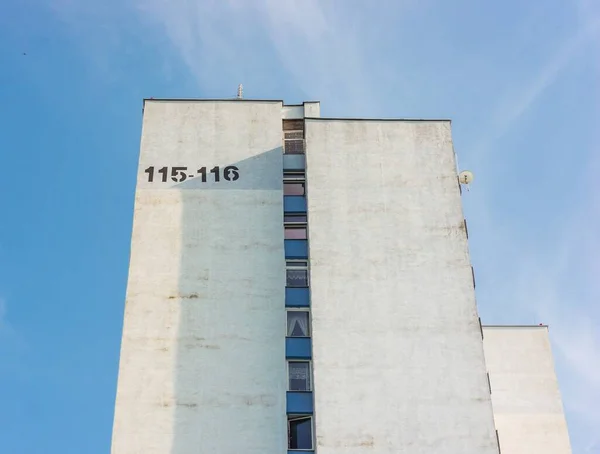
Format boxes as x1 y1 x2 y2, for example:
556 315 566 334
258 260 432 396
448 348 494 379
171 167 187 182
158 166 168 182
197 167 207 182
224 166 240 181
210 166 219 182
144 166 241 184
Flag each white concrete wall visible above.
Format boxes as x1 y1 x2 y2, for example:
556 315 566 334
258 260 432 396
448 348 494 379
305 120 498 454
282 105 304 119
304 102 320 118
282 102 320 119
112 100 287 454
483 326 572 454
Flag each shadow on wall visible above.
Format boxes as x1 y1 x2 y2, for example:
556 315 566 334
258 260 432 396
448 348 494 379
171 147 287 453
174 149 283 190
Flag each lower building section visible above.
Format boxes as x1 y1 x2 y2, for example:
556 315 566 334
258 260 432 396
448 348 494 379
483 326 572 454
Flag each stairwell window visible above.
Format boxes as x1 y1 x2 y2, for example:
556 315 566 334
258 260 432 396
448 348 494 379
284 214 307 224
284 170 306 195
287 310 310 337
288 361 311 391
283 119 305 156
284 131 305 155
286 261 308 287
288 415 313 450
285 226 307 240
284 182 305 195
283 119 304 131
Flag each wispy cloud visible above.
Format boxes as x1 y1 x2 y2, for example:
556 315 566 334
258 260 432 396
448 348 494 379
492 21 598 135
127 0 415 113
468 11 600 165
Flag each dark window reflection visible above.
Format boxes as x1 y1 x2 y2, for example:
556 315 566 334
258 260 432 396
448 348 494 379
288 416 312 450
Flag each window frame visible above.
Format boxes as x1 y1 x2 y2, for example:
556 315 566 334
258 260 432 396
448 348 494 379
285 225 308 240
283 170 305 181
284 213 308 224
283 119 304 131
287 415 314 451
284 170 306 198
286 308 311 338
287 360 312 392
286 260 309 288
283 130 305 155
284 181 306 196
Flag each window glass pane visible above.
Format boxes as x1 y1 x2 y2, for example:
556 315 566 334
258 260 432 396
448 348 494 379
288 417 312 450
286 269 308 287
289 362 311 391
284 183 305 196
284 140 304 154
285 227 307 239
287 311 310 337
284 214 307 223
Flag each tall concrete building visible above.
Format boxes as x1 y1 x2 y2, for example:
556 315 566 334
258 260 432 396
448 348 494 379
112 99 572 454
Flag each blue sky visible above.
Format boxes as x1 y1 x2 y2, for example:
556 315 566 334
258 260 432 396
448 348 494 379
0 0 598 452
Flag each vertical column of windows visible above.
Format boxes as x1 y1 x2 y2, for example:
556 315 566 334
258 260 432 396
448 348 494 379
283 119 314 452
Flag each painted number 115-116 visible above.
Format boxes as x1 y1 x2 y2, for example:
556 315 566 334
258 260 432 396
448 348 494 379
144 166 240 183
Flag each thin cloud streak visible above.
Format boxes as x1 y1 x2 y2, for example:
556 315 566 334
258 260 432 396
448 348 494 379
130 0 414 114
244 0 379 113
469 14 600 166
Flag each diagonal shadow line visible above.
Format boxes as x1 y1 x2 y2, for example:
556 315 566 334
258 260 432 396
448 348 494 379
173 147 284 190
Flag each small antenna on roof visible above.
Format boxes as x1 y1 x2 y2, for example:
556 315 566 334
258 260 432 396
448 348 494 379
237 84 243 99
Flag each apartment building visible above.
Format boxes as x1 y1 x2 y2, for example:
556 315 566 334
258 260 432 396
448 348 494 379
111 99 571 454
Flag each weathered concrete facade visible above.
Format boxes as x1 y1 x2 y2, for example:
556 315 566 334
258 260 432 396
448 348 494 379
304 119 499 453
113 99 572 454
483 326 572 454
112 100 290 454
